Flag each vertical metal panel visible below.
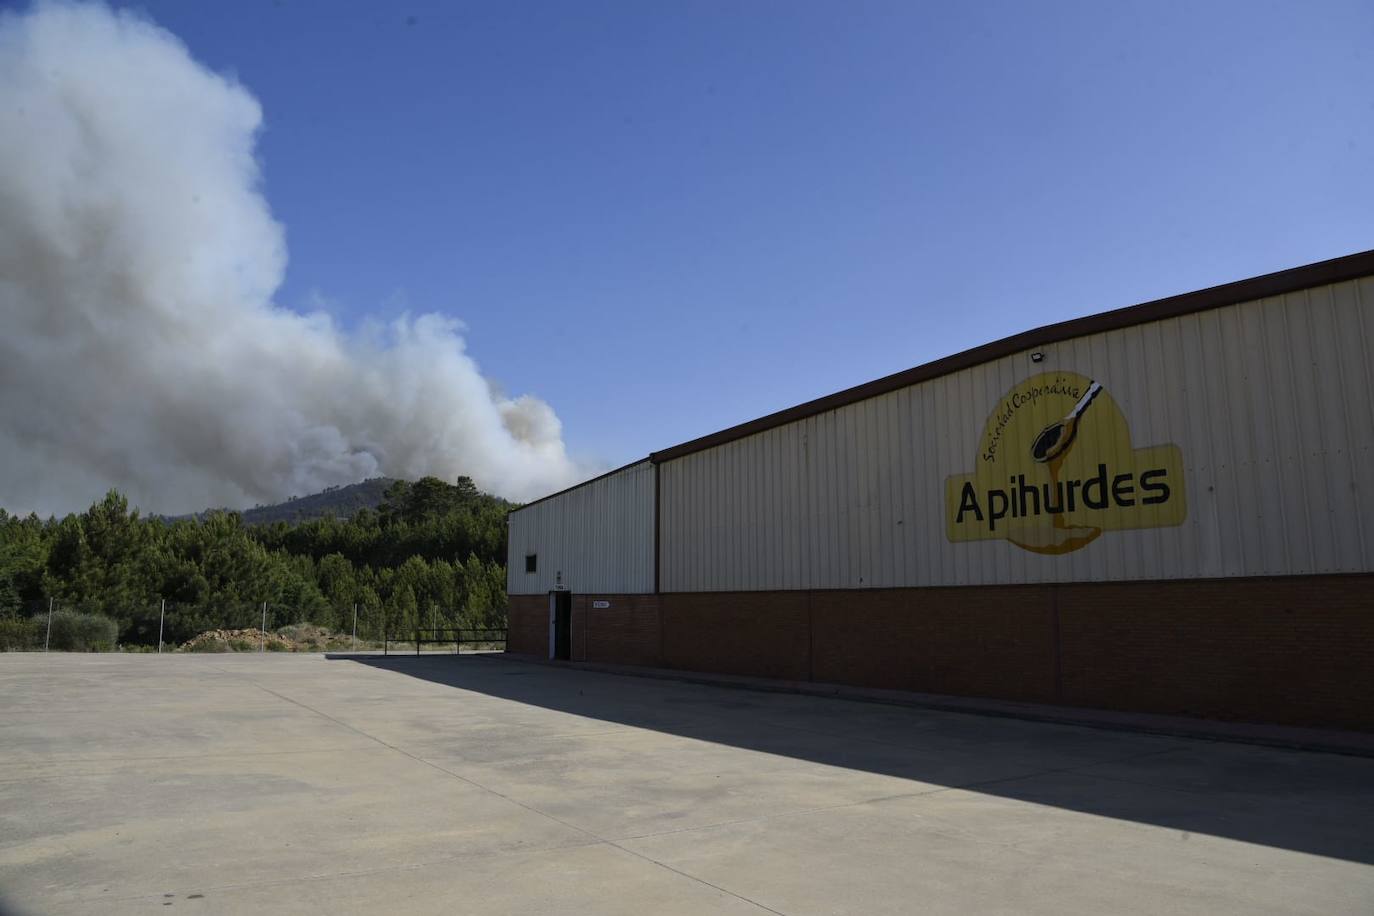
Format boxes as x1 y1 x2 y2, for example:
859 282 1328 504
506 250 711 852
660 275 1374 591
507 461 655 595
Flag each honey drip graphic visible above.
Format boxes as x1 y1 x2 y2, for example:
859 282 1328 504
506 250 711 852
1006 381 1104 555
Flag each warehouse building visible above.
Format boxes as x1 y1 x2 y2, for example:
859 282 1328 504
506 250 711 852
507 250 1374 731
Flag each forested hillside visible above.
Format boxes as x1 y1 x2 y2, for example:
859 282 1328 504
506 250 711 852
178 478 398 526
0 477 513 646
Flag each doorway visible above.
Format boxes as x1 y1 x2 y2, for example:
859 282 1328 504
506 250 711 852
549 589 572 661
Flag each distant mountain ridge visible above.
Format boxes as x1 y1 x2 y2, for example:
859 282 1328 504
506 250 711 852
181 478 398 525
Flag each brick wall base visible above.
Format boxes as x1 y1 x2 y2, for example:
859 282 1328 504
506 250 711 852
506 593 663 664
509 573 1374 731
507 594 548 657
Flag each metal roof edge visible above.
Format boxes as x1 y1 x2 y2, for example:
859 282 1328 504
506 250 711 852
506 458 652 517
648 247 1374 464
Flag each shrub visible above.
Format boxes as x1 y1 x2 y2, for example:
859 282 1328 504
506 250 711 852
45 610 119 652
119 604 219 648
0 618 40 651
185 637 227 653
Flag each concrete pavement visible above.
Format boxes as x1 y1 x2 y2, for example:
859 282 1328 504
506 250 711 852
0 653 1370 914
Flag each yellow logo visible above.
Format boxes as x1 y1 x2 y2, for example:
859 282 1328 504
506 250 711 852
945 371 1185 555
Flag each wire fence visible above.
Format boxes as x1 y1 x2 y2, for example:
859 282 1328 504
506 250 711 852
0 597 507 654
388 628 508 656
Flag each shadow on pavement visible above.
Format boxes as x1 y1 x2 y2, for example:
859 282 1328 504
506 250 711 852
334 654 1374 865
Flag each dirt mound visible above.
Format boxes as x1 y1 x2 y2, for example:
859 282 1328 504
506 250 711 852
181 628 292 652
180 624 365 653
274 624 344 652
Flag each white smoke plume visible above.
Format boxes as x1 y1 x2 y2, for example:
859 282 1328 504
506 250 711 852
0 2 587 516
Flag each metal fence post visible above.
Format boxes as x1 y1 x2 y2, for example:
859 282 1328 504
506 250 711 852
352 603 357 651
158 599 165 654
260 601 266 652
44 597 53 652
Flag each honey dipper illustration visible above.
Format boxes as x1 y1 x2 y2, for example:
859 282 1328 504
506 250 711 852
1008 380 1105 555
1030 380 1102 463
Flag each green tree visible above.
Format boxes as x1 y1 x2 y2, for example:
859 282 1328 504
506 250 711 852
0 475 516 646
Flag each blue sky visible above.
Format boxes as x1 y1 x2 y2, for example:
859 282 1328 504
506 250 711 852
113 0 1374 473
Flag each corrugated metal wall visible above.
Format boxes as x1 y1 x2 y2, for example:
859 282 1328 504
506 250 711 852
660 275 1374 590
507 461 656 595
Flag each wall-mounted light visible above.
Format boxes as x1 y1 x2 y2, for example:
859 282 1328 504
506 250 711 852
1030 351 1044 363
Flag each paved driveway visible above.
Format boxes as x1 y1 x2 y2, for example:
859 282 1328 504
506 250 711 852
1 653 1370 914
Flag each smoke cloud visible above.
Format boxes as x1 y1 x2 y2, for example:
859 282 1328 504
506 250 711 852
0 2 587 516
